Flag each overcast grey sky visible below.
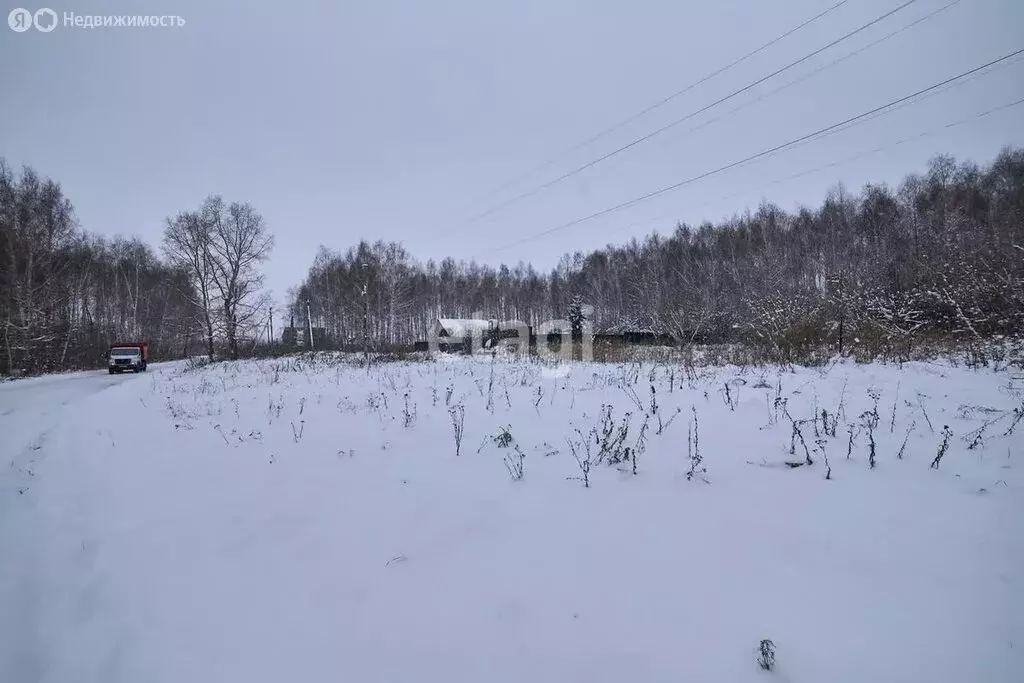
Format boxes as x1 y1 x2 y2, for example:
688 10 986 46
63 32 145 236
2 0 1022 309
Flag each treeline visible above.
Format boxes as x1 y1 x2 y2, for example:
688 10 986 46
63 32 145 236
0 160 198 374
293 148 1024 357
4 147 1019 374
0 159 274 375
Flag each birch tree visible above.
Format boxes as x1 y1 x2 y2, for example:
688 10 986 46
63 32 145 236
206 197 274 360
163 209 218 359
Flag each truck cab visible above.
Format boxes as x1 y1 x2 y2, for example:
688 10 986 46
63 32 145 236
108 342 148 373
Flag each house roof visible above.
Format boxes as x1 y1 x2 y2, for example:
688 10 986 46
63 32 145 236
436 318 493 337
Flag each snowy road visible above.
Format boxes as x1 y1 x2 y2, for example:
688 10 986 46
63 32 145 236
0 369 146 451
0 365 170 683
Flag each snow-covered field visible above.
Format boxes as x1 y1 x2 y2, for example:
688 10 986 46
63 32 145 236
2 353 1023 682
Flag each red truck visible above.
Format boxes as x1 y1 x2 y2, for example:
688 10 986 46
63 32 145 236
107 341 149 373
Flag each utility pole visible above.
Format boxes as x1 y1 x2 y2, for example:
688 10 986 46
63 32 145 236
306 298 314 351
361 262 369 367
268 305 274 344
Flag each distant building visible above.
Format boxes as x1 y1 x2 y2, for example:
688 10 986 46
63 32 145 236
426 318 548 354
416 317 674 354
282 326 327 348
429 318 496 353
594 331 676 346
433 318 494 338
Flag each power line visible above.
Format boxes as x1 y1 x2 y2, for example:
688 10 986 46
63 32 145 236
607 96 1024 243
644 0 966 159
465 0 923 225
764 96 1024 185
740 44 1014 165
470 0 854 205
476 48 1024 257
555 0 968 222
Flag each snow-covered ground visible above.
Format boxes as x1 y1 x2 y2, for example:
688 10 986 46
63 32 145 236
2 354 1022 682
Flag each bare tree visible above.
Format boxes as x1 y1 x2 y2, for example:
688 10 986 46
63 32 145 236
0 161 77 372
163 209 218 359
0 159 199 374
206 197 274 360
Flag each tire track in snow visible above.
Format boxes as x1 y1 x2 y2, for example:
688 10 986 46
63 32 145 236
0 368 159 682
